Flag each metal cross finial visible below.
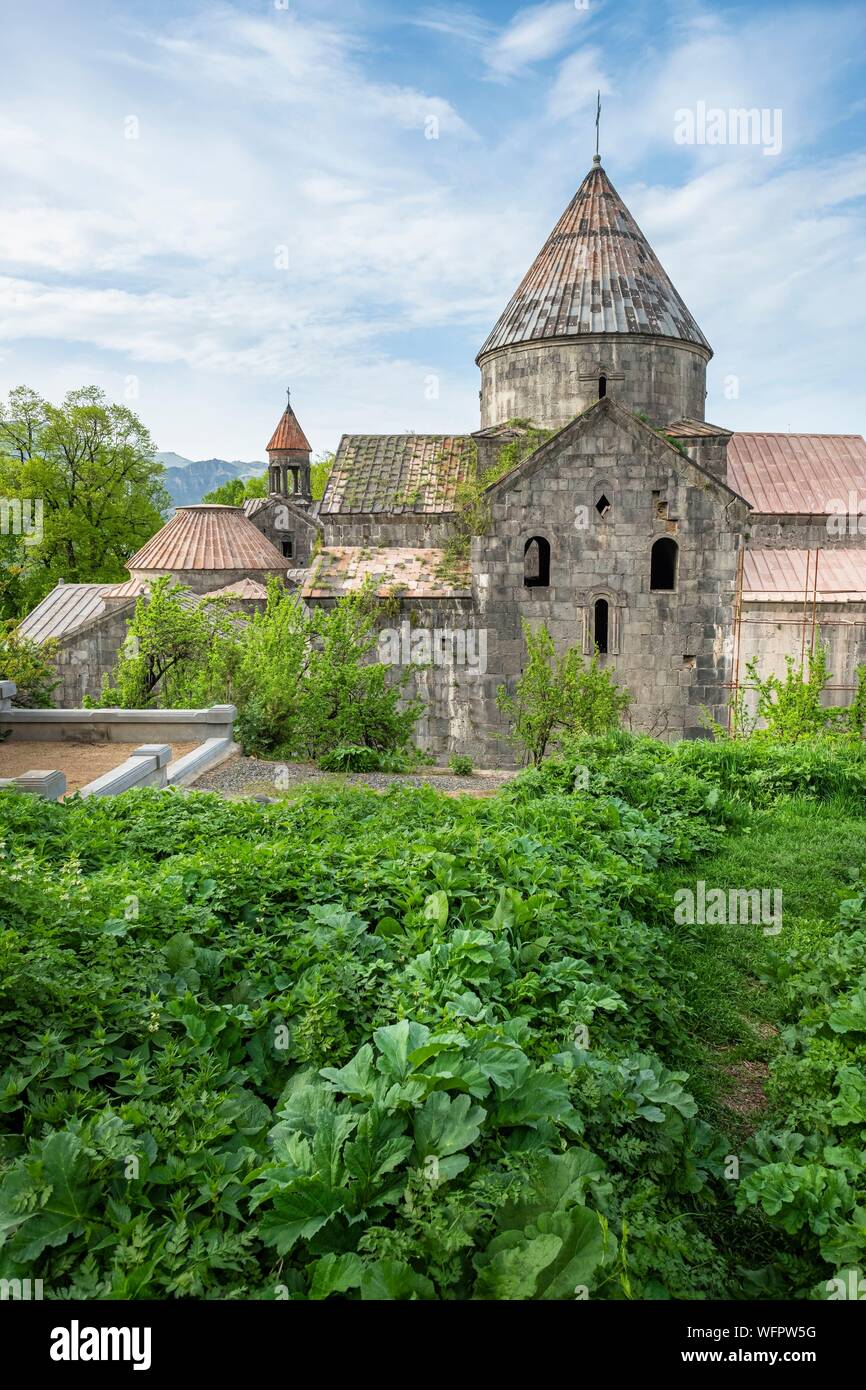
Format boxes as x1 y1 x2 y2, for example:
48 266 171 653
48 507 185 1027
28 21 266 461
286 386 291 409
595 91 601 161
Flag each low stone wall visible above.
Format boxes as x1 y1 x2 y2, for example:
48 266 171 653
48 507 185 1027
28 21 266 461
0 704 237 743
79 744 172 797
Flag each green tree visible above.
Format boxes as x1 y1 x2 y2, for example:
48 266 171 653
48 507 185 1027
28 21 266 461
0 623 60 707
89 577 240 709
202 473 269 506
497 620 631 764
0 386 170 618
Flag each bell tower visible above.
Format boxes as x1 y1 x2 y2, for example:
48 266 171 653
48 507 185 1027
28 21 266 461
266 389 313 503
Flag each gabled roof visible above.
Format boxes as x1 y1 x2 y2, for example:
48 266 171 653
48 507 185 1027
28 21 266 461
478 160 711 359
320 435 474 515
204 579 268 599
745 548 866 602
17 583 112 644
266 402 311 454
666 418 732 439
300 546 471 599
484 396 747 504
728 433 866 515
243 494 323 530
127 505 287 573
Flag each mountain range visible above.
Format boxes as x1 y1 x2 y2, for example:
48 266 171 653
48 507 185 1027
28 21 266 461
156 452 266 508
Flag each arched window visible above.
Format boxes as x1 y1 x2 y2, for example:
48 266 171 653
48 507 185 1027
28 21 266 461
524 536 551 588
650 537 678 591
594 598 609 654
598 375 607 399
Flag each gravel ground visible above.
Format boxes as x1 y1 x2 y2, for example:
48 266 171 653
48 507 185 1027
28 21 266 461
191 755 518 800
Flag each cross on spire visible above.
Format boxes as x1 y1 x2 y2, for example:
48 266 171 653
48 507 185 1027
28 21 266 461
286 386 291 410
594 90 601 164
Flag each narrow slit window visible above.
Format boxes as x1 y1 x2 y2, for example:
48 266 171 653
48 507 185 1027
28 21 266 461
524 536 550 587
650 537 678 591
594 599 609 654
598 375 607 398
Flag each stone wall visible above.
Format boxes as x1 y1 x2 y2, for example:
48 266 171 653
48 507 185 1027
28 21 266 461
469 402 748 754
478 333 709 432
737 601 866 719
745 515 866 550
51 601 137 706
249 498 321 567
128 566 285 594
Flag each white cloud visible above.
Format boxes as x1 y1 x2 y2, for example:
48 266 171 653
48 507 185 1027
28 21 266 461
548 48 612 120
487 3 584 77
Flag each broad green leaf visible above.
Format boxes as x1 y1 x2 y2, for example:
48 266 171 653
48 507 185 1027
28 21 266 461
257 1177 345 1255
11 1132 95 1261
413 1091 486 1161
475 1231 562 1299
308 1252 364 1300
359 1258 435 1300
373 1021 431 1080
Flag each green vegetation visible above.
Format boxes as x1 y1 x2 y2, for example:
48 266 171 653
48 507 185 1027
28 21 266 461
202 475 269 507
0 386 170 619
0 624 60 707
449 755 474 777
88 578 421 762
202 453 334 507
1 730 862 1299
720 643 866 741
441 422 555 574
496 621 631 763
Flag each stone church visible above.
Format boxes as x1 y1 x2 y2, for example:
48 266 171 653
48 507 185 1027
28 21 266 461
20 157 866 760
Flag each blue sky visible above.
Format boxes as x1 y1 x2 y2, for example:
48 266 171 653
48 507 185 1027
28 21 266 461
0 0 864 459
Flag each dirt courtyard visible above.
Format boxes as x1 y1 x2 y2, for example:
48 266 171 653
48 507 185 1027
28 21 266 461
0 740 201 795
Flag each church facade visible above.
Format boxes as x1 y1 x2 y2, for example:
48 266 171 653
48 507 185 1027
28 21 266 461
20 158 866 760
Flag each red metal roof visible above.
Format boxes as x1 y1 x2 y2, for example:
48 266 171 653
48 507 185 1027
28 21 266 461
266 404 311 454
744 548 866 602
728 433 866 514
478 160 710 359
127 505 286 574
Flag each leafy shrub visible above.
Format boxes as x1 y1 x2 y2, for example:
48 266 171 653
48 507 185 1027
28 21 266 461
0 623 60 707
319 745 413 773
449 755 473 777
497 621 631 763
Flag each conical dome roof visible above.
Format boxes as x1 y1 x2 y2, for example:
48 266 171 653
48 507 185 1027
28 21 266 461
267 401 312 453
127 505 286 574
478 160 710 359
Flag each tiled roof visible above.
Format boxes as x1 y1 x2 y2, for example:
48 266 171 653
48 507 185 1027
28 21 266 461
17 583 112 644
100 577 148 600
127 505 287 573
666 418 732 438
266 404 311 454
320 435 474 515
744 548 866 602
300 546 471 599
728 433 866 514
204 579 268 599
478 160 710 359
